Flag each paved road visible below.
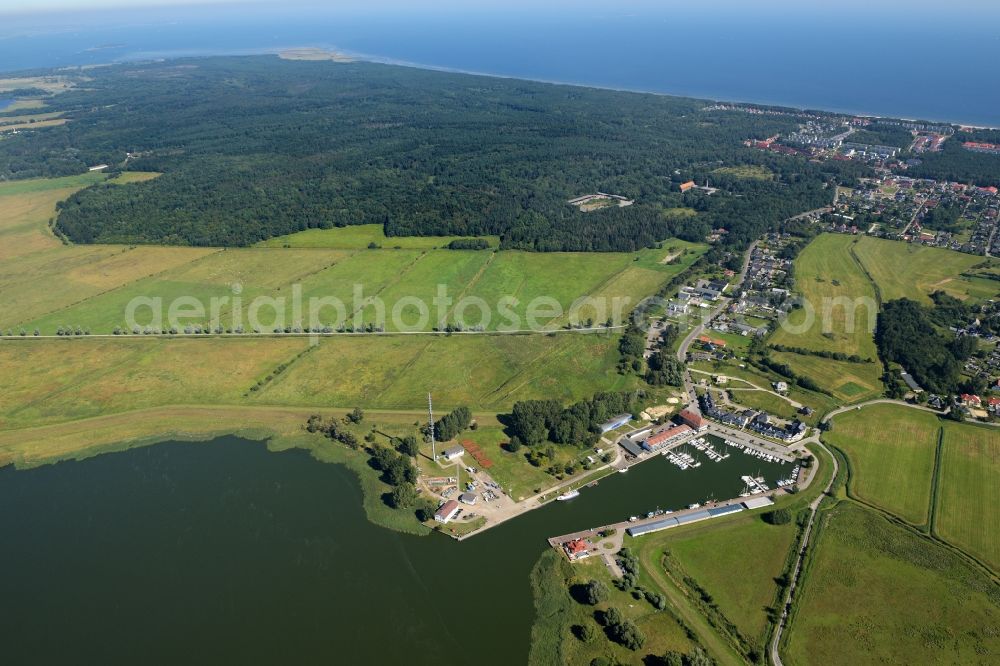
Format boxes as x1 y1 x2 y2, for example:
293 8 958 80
0 325 627 342
770 439 839 666
821 398 946 423
690 368 803 409
675 242 757 409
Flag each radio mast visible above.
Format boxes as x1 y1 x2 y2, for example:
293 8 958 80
428 393 436 461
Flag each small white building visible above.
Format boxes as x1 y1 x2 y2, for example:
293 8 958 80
434 500 461 523
440 445 465 462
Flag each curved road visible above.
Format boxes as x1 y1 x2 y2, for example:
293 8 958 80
769 439 839 666
821 398 947 423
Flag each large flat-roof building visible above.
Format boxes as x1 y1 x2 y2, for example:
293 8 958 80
641 424 692 452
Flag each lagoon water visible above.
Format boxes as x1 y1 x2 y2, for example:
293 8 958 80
0 436 786 664
1 2 999 126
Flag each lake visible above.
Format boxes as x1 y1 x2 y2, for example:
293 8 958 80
1 2 999 126
0 435 786 664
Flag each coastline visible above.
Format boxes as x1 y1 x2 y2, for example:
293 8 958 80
8 44 998 130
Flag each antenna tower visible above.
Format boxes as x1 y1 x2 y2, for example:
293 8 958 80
428 393 436 461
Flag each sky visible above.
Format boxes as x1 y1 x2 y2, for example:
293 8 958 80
3 0 999 12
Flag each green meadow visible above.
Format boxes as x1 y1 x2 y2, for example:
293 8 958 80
824 404 940 525
852 235 1000 304
783 502 1000 665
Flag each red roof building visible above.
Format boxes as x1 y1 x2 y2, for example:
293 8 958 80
563 538 593 561
677 409 705 431
643 424 692 451
961 394 982 407
679 180 696 193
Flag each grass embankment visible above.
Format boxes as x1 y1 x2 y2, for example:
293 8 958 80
824 404 939 526
0 405 434 535
783 502 1000 665
528 550 693 666
852 235 1000 304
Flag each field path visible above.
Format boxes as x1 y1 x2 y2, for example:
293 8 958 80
770 439 839 666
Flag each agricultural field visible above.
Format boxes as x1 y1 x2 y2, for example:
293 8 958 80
18 243 703 333
936 422 1000 571
825 404 940 525
769 234 878 360
257 223 501 250
641 512 798 644
2 174 706 335
852 235 1000 304
0 118 67 133
769 352 882 404
783 502 1000 665
0 111 64 126
0 332 635 430
529 550 693 666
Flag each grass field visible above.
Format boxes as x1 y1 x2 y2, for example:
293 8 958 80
769 352 883 404
711 165 773 180
783 502 1000 665
0 117 67 132
852 235 1000 304
0 111 64 126
769 234 878 360
437 426 554 501
529 550 693 666
0 99 47 113
0 332 635 430
825 404 940 525
2 175 706 335
727 388 800 421
17 244 703 333
256 223 500 249
641 513 798 644
690 359 840 421
936 422 1000 571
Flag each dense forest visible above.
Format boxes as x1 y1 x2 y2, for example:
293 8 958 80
907 131 1000 187
505 392 644 449
0 56 867 252
875 297 977 394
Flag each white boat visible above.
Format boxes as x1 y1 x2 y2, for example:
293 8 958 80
556 490 580 501
618 467 628 473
